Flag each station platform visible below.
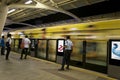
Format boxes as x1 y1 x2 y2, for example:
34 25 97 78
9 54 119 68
0 51 117 80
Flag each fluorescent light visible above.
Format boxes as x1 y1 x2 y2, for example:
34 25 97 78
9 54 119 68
8 9 16 14
25 0 33 4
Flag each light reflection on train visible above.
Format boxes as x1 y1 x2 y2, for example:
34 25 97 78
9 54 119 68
8 19 120 73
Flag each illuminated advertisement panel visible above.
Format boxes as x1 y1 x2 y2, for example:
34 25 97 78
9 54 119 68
111 41 120 60
108 39 120 66
56 39 65 56
57 40 64 52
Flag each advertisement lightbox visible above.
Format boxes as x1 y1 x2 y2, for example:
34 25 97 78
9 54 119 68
57 40 64 52
108 39 120 66
56 39 65 56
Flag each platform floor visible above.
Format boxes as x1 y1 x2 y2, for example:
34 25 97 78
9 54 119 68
0 51 117 80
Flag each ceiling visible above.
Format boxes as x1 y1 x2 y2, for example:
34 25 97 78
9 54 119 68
0 0 120 31
6 0 105 22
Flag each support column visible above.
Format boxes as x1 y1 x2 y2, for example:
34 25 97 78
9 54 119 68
0 3 8 34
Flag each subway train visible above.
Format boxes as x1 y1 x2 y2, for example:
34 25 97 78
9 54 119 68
8 19 120 73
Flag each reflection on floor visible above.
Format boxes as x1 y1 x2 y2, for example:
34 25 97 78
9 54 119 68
86 59 106 66
0 51 116 80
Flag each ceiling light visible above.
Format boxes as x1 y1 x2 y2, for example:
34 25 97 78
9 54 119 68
25 0 33 4
7 9 16 14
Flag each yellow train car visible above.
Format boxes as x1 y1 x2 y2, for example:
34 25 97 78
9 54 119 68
10 19 120 40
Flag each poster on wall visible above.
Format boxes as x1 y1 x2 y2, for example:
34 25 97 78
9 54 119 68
111 41 120 60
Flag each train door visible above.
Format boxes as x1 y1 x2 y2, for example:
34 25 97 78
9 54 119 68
37 39 47 59
14 39 20 53
11 38 15 51
12 39 22 54
70 39 107 73
70 40 84 67
84 40 107 73
47 39 57 62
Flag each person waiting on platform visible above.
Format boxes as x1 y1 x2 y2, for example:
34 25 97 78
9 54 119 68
59 35 73 71
1 36 5 55
20 35 31 59
5 34 12 60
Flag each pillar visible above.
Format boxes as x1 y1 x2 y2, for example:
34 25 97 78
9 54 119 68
0 1 8 35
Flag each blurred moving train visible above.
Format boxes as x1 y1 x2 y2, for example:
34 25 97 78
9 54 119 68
5 19 120 73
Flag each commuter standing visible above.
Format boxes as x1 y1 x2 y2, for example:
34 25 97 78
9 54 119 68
20 35 31 59
1 36 5 55
5 34 12 60
59 36 73 70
